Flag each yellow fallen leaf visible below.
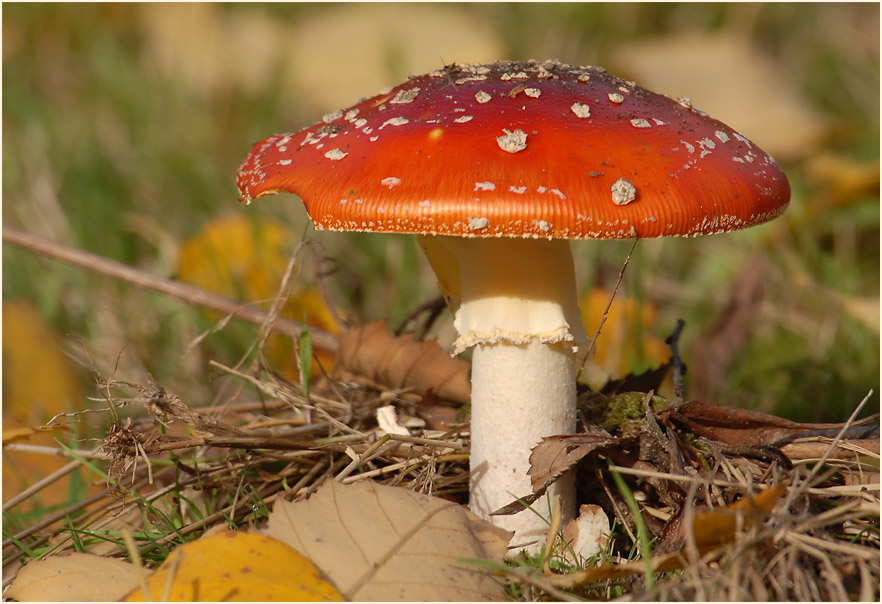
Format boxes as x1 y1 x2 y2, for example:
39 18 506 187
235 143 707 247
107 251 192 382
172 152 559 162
2 426 38 444
2 301 82 426
123 530 342 602
581 288 668 380
176 214 340 377
265 480 511 601
7 552 148 602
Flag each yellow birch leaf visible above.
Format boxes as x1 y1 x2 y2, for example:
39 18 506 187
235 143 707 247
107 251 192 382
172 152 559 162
123 530 342 602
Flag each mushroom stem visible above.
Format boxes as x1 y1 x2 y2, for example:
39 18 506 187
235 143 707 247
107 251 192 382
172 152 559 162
470 339 577 548
419 235 587 550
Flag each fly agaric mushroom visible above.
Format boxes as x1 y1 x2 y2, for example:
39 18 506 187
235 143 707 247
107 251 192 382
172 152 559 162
237 60 790 551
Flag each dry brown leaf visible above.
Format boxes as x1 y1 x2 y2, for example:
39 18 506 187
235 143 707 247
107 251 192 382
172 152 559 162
655 484 787 555
138 4 290 100
806 151 881 212
337 320 471 405
264 479 511 601
528 430 624 494
660 400 877 448
827 290 880 335
7 552 148 602
691 484 786 548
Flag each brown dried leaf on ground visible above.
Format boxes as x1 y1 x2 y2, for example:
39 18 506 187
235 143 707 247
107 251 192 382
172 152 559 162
656 484 787 554
528 430 625 494
7 552 148 602
660 399 880 448
264 479 511 601
336 320 471 405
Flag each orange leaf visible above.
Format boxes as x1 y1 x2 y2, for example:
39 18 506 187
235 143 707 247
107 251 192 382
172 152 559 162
691 484 786 550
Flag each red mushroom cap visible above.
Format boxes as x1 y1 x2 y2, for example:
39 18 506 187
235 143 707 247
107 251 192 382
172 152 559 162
237 60 790 239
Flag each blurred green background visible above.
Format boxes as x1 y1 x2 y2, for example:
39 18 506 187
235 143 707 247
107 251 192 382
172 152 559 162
3 3 879 432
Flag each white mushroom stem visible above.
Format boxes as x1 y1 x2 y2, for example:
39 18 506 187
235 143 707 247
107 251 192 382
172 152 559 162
418 235 589 551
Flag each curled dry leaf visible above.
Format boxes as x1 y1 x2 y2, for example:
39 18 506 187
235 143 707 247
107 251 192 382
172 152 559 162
7 552 148 602
561 504 611 564
336 320 471 405
264 479 511 601
660 400 879 448
528 430 624 495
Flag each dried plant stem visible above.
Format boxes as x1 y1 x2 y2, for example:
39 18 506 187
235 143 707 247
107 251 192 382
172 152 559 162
2 460 83 512
3 443 113 460
578 236 638 379
2 226 339 354
783 390 873 508
2 488 112 549
120 529 152 601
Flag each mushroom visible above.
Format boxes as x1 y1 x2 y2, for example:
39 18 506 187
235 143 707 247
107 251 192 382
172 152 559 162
237 60 790 551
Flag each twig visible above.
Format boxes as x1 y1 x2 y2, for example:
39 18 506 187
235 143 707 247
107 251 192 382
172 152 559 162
782 390 874 509
665 318 687 401
2 226 339 354
578 236 639 380
3 443 113 460
2 488 113 549
2 460 83 511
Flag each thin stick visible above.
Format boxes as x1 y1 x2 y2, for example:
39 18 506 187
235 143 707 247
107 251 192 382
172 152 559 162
2 227 339 354
2 488 112 549
2 460 83 511
783 390 873 509
579 237 638 379
2 443 113 460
